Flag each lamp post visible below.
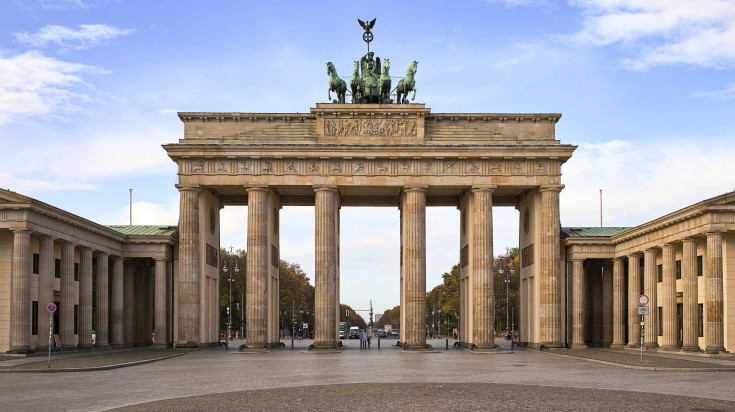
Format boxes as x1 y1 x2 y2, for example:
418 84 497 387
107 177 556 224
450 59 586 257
222 246 239 340
509 266 515 335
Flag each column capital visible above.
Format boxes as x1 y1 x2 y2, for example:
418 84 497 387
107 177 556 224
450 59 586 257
627 251 642 258
11 228 30 234
539 184 564 193
246 186 269 193
176 184 201 192
612 257 624 262
153 257 168 262
93 250 109 257
571 257 585 263
660 243 675 250
313 185 338 193
470 185 497 193
403 185 428 193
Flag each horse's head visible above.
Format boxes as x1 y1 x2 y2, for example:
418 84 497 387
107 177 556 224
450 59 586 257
382 58 390 74
407 60 418 75
326 61 335 75
353 60 360 73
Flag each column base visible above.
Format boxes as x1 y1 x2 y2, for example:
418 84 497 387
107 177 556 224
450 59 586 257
569 343 588 350
471 343 500 352
681 345 701 352
110 343 126 349
7 346 33 354
95 343 111 350
77 343 94 350
642 343 659 350
659 345 680 352
61 345 76 351
610 342 627 349
541 343 565 349
153 342 172 349
627 343 641 349
175 341 199 349
705 345 725 354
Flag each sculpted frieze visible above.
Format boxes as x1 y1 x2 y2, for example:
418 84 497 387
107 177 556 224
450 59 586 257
324 118 417 137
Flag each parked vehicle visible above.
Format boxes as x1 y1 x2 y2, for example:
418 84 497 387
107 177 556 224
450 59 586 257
339 322 347 339
349 326 360 339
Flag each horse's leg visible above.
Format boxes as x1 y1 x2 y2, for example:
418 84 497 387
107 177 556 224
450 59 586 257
412 86 416 101
328 87 332 102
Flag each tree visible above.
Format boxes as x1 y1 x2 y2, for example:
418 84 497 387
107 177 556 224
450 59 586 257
494 247 520 337
377 305 400 330
340 304 367 330
426 264 459 336
219 248 246 334
279 261 315 337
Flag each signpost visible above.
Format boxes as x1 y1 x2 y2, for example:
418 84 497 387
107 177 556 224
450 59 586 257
638 294 648 365
46 303 56 368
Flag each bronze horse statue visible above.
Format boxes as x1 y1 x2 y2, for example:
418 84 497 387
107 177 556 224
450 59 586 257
350 60 362 104
378 58 391 104
326 61 347 104
396 60 417 104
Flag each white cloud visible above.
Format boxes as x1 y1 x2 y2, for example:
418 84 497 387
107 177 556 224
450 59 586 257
14 24 135 50
95 197 180 226
0 51 98 124
565 0 735 69
691 82 735 99
37 0 91 9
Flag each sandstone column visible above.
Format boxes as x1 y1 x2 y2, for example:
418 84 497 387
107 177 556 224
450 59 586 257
36 236 55 352
570 258 586 349
602 264 613 346
110 256 125 347
313 185 339 349
9 229 32 354
401 186 429 350
177 185 201 348
660 244 678 350
471 186 496 350
681 239 700 351
60 241 76 350
154 257 169 347
77 247 94 349
627 253 641 347
705 231 725 354
642 248 659 349
123 260 135 346
539 185 563 347
611 258 626 348
246 187 268 348
94 252 110 348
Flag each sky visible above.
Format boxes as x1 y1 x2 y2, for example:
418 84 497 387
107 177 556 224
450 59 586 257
2 0 734 321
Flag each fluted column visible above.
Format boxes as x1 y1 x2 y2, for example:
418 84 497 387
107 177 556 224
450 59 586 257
123 260 135 346
110 256 124 347
539 185 563 347
94 252 110 348
154 258 169 347
642 248 659 349
705 231 725 354
36 236 55 352
77 247 94 349
313 186 339 349
570 258 586 349
60 241 76 350
401 186 429 350
246 187 268 348
681 239 700 352
177 185 201 348
627 253 641 347
602 264 613 346
471 186 496 350
611 258 626 348
9 230 32 354
660 244 678 350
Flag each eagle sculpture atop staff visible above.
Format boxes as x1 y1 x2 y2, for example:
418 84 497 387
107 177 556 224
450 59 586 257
358 18 376 47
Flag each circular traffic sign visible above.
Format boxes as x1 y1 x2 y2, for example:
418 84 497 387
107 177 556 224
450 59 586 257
638 294 649 306
46 303 57 312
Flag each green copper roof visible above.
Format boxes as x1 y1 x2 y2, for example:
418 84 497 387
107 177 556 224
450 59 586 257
107 225 178 237
561 227 631 239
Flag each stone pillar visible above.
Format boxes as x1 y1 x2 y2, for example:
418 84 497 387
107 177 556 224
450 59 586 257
539 185 563 347
611 258 626 348
123 260 135 346
660 244 678 350
177 185 201 348
471 186 496 350
154 258 169 347
36 236 55 352
570 258 586 349
94 252 110 348
602 264 613 346
681 239 700 352
8 230 32 354
77 247 94 349
246 187 268 348
313 186 340 350
110 256 124 347
642 248 658 349
627 253 641 347
59 241 76 351
705 231 725 354
401 186 429 350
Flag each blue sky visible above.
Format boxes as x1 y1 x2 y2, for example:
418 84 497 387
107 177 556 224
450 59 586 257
2 0 734 319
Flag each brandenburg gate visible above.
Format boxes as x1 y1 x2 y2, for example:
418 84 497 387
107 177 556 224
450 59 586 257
164 103 576 351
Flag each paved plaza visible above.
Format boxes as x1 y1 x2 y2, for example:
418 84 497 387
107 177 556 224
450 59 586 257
1 338 735 411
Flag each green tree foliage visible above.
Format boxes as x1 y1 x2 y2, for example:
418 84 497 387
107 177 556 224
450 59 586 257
340 304 367 330
218 248 246 333
377 305 400 329
494 247 520 336
278 261 315 336
426 264 459 336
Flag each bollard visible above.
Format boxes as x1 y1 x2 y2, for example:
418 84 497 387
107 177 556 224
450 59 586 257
378 338 381 349
446 338 449 350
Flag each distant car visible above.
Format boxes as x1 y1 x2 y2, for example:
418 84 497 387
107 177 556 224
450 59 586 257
378 331 387 338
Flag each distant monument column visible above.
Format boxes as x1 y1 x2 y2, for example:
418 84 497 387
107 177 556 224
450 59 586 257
470 186 496 350
154 257 170 347
661 244 678 350
642 248 659 349
36 236 56 352
681 239 700 352
539 185 563 347
77 247 94 349
626 253 641 347
246 187 269 348
8 229 32 354
705 231 725 354
60 241 76 350
176 185 201 348
401 186 430 350
611 258 626 348
123 260 135 346
110 256 125 348
313 186 340 350
570 258 586 349
94 252 110 348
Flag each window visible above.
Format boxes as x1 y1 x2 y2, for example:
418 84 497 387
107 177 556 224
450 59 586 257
657 307 663 336
55 259 61 278
33 253 39 274
698 304 704 337
74 263 79 281
675 260 681 280
697 255 703 277
657 264 663 283
32 301 38 335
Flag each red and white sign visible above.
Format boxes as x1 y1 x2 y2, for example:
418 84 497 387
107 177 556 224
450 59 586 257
638 294 649 306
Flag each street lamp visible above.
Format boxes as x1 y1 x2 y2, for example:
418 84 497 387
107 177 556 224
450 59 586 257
222 246 239 340
509 266 515 335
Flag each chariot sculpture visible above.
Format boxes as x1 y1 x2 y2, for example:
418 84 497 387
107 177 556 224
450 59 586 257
325 18 418 104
